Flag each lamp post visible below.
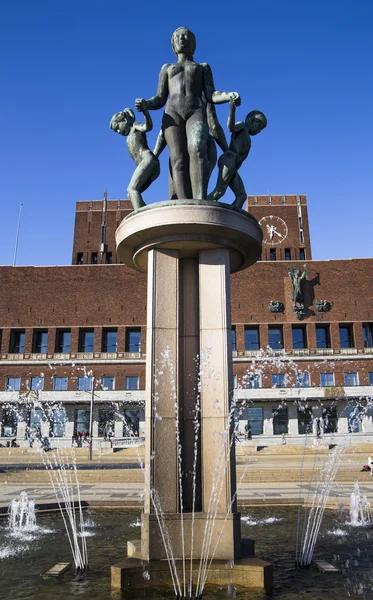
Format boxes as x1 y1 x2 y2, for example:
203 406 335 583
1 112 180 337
88 377 95 461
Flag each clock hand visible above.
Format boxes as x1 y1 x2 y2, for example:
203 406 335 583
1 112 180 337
273 229 284 239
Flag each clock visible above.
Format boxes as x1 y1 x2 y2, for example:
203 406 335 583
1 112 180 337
258 215 288 245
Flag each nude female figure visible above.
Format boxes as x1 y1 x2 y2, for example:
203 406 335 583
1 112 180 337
135 27 240 200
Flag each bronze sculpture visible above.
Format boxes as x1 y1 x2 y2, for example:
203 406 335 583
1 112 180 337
109 102 160 210
110 27 267 211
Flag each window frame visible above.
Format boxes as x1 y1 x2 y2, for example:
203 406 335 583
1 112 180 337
316 325 330 349
30 376 44 391
125 375 140 390
339 324 354 349
9 329 25 354
6 377 21 391
320 372 334 387
102 328 118 353
268 326 283 350
55 329 71 353
344 372 359 386
32 329 48 354
125 328 142 353
292 326 307 349
77 376 93 392
54 376 68 391
101 375 115 391
79 329 94 353
272 373 286 388
244 326 260 351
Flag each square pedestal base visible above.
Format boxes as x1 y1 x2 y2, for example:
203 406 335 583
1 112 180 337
141 512 242 560
111 556 273 595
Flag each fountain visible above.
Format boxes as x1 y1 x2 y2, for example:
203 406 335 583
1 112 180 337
349 481 372 526
43 448 88 574
8 491 36 532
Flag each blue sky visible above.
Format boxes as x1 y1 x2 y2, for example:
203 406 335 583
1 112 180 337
0 0 372 265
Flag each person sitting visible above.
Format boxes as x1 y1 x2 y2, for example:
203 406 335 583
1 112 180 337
368 453 373 475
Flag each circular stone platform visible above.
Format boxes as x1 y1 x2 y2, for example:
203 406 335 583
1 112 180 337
115 200 262 274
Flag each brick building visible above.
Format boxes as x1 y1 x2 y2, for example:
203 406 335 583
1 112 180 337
1 195 373 447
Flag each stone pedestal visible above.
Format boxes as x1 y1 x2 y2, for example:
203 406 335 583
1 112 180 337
112 201 271 593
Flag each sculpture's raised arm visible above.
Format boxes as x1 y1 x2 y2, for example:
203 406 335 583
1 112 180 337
135 64 170 112
133 101 153 133
202 63 240 106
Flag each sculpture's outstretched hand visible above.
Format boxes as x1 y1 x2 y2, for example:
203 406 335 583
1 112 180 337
229 92 241 107
135 98 147 111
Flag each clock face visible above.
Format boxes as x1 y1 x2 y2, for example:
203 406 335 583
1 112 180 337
259 215 288 245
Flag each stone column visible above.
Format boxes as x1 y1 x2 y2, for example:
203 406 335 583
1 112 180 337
65 406 75 440
263 406 274 435
199 248 236 515
337 401 348 434
179 257 200 512
287 403 298 435
144 249 179 515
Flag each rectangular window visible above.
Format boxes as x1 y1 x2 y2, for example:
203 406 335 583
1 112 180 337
9 329 25 354
292 326 307 349
1 408 17 437
231 327 236 352
298 408 313 434
106 252 113 264
102 329 118 353
272 373 286 387
101 376 115 390
77 376 92 391
246 373 261 388
300 248 306 260
296 372 310 387
125 328 141 353
76 252 84 265
316 325 330 349
29 408 43 432
247 407 263 435
33 330 48 353
320 372 334 386
284 248 291 260
6 377 20 391
123 409 141 436
233 374 238 388
369 372 373 385
270 248 276 261
98 409 116 438
323 406 338 434
56 329 71 353
346 405 363 433
91 252 98 264
244 327 260 351
344 372 359 386
363 324 373 348
79 329 94 352
51 408 66 437
273 407 288 434
30 376 44 391
268 326 283 350
125 376 139 390
54 377 68 391
74 409 90 435
339 325 354 349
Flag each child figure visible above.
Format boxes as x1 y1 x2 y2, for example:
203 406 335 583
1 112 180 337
110 100 160 211
207 102 267 210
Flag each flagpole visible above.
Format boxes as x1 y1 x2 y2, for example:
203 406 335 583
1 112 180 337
13 203 23 266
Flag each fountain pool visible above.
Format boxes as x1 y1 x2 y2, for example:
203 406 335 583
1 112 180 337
0 506 372 599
